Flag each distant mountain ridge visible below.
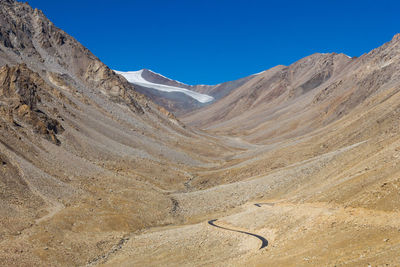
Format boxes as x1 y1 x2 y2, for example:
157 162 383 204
116 68 256 114
182 41 400 142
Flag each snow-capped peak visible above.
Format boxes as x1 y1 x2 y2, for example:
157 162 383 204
115 70 214 103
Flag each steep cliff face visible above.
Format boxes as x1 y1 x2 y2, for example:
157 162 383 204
0 0 148 114
0 64 65 144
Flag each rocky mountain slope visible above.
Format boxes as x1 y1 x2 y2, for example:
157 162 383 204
0 1 235 266
182 37 400 144
2 0 400 266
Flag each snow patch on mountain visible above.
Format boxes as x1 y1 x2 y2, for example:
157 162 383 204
115 70 214 103
252 70 266 76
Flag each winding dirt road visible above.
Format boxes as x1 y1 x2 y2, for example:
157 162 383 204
254 203 275 207
208 219 268 249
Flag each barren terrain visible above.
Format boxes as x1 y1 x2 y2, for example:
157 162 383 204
1 1 400 266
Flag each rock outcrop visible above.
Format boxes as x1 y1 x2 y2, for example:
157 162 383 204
0 64 64 144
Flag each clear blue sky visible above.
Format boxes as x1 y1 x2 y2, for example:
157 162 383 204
28 0 400 85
